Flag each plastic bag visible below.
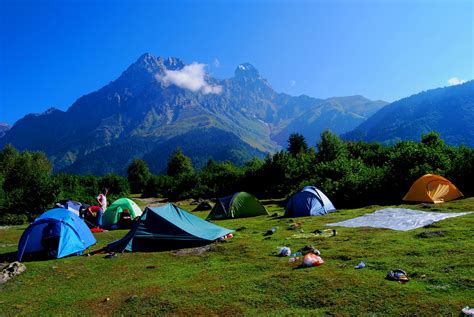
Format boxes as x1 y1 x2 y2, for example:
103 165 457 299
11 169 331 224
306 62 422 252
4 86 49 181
303 253 324 267
278 246 291 257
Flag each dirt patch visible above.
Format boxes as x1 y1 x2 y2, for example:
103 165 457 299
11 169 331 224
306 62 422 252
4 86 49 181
134 197 167 207
0 243 16 248
173 244 215 256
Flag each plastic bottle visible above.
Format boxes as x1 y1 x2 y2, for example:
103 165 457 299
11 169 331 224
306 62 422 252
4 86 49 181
265 227 278 235
290 251 302 257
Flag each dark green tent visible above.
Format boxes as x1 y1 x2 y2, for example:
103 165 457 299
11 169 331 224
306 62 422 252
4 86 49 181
207 192 268 220
107 203 233 252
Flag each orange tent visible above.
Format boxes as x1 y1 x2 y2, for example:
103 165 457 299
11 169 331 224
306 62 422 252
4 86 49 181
403 174 463 203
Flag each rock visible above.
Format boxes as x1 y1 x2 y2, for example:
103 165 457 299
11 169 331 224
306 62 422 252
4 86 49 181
0 261 26 284
125 295 138 302
418 231 445 238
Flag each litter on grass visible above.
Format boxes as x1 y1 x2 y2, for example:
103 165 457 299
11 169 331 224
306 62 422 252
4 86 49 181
288 222 302 230
264 227 278 236
278 247 291 256
354 261 366 269
314 229 337 237
462 306 474 316
298 245 320 255
302 253 324 267
327 208 472 231
286 233 320 239
218 233 234 241
386 269 409 283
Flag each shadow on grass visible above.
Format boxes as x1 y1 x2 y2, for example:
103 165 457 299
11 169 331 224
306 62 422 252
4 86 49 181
0 251 18 262
263 199 287 207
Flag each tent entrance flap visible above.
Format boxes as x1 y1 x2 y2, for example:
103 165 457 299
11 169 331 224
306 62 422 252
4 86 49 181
403 174 463 203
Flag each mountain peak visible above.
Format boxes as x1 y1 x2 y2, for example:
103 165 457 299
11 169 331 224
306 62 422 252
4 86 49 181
133 53 184 70
119 53 185 81
234 63 260 79
137 52 154 61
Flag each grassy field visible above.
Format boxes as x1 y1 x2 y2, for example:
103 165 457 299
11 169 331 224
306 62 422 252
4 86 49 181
1 198 473 316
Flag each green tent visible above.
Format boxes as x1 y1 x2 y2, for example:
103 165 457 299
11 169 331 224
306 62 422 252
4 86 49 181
207 192 268 220
103 198 142 228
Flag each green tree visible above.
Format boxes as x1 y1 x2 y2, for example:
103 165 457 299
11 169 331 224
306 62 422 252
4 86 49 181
127 158 151 194
100 174 130 196
0 144 19 172
166 148 193 177
199 160 244 197
287 133 308 156
142 175 176 198
446 145 474 196
1 148 58 218
53 174 101 205
421 131 445 148
316 130 349 162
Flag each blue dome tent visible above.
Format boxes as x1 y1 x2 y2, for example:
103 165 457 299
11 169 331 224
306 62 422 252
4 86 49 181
284 186 336 217
17 208 96 261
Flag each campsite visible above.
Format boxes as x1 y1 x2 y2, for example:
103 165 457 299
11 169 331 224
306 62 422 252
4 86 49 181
1 1 473 315
1 195 473 315
1 131 474 315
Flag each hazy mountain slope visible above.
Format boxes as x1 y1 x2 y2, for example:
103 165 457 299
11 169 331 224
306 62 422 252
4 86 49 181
344 80 474 146
272 96 387 145
0 123 11 138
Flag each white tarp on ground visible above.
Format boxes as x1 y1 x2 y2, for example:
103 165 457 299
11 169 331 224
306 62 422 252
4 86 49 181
326 208 472 231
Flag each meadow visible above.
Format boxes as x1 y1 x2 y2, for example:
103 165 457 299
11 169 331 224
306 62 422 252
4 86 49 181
1 197 473 316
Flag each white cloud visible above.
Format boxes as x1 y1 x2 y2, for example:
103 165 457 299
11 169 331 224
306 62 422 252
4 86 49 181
213 58 220 68
290 80 296 87
447 77 466 86
156 62 223 94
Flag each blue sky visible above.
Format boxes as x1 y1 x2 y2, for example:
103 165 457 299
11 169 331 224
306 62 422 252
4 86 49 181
0 0 472 125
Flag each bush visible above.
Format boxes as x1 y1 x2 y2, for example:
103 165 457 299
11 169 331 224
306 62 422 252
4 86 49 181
100 174 130 197
2 129 474 218
0 146 58 218
127 158 151 194
54 174 100 205
0 213 29 225
142 175 176 198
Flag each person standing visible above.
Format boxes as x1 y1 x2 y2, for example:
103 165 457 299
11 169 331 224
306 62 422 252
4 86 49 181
96 188 108 227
